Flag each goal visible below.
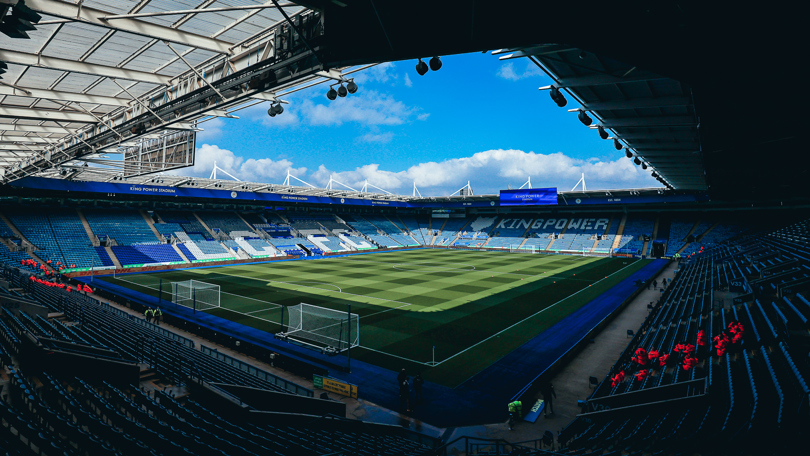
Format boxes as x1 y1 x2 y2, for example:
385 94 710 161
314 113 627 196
171 280 220 311
282 303 359 353
510 244 537 254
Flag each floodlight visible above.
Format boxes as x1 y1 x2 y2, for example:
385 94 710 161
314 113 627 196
597 126 608 139
267 107 276 117
577 110 592 126
652 172 658 178
273 103 284 115
415 58 429 76
641 162 648 170
337 84 348 97
625 150 633 158
549 86 567 107
429 56 442 71
614 139 623 150
326 87 337 100
633 157 641 165
347 80 358 94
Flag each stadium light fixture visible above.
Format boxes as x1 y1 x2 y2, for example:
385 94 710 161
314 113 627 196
652 172 658 178
641 162 648 170
267 103 284 117
415 58 429 76
577 110 593 126
625 150 633 158
633 157 641 165
548 86 567 107
346 79 358 94
597 125 608 140
614 139 623 150
429 56 442 71
326 87 337 100
337 84 348 97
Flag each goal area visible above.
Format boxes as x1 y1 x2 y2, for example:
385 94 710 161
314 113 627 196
281 303 359 354
171 280 220 311
509 245 538 254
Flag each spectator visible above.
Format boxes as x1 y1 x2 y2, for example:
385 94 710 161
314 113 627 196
144 307 153 323
399 377 411 412
397 368 408 384
539 380 556 417
413 373 424 403
653 279 658 289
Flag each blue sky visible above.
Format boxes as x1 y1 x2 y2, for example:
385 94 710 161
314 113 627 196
179 52 660 195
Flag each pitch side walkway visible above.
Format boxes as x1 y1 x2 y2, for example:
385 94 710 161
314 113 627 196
439 260 680 445
81 258 668 428
328 259 669 427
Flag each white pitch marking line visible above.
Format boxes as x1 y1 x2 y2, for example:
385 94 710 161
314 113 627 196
430 260 641 366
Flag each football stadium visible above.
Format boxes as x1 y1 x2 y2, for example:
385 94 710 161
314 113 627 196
0 1 805 456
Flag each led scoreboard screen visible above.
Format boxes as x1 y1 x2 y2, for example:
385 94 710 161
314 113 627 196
499 188 558 206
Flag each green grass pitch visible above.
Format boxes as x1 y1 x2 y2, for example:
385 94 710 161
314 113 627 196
99 249 649 387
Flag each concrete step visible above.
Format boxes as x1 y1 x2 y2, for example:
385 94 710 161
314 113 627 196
172 243 190 263
76 209 100 247
141 210 165 243
105 246 122 269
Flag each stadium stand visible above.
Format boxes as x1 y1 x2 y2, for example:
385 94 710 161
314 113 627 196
5 210 65 265
555 218 810 455
159 211 214 241
618 215 656 254
112 245 184 267
45 210 103 269
197 212 255 239
84 210 160 246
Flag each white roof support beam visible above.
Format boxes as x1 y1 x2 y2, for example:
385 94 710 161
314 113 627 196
0 85 131 107
0 124 68 134
0 137 49 144
0 106 97 123
101 3 298 20
24 0 234 55
0 144 44 151
0 49 171 85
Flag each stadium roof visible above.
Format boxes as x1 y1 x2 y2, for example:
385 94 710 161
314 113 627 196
0 0 366 183
0 1 802 201
494 45 703 190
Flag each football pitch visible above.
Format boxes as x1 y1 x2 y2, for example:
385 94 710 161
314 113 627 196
98 249 650 387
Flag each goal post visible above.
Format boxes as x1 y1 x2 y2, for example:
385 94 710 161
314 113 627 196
510 244 537 254
171 280 220 311
281 303 359 353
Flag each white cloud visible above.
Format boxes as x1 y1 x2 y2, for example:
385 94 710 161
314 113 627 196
309 149 659 195
303 90 422 127
174 147 658 195
404 73 413 88
242 90 425 131
195 118 224 143
353 62 398 85
497 62 546 81
357 131 395 143
172 144 306 182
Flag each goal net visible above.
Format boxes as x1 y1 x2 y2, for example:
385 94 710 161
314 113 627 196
171 280 220 311
510 244 537 254
283 303 359 353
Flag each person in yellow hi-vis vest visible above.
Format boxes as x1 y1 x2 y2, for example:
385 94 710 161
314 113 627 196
508 400 522 430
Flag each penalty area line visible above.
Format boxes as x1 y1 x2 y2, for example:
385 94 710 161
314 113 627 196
430 260 641 367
